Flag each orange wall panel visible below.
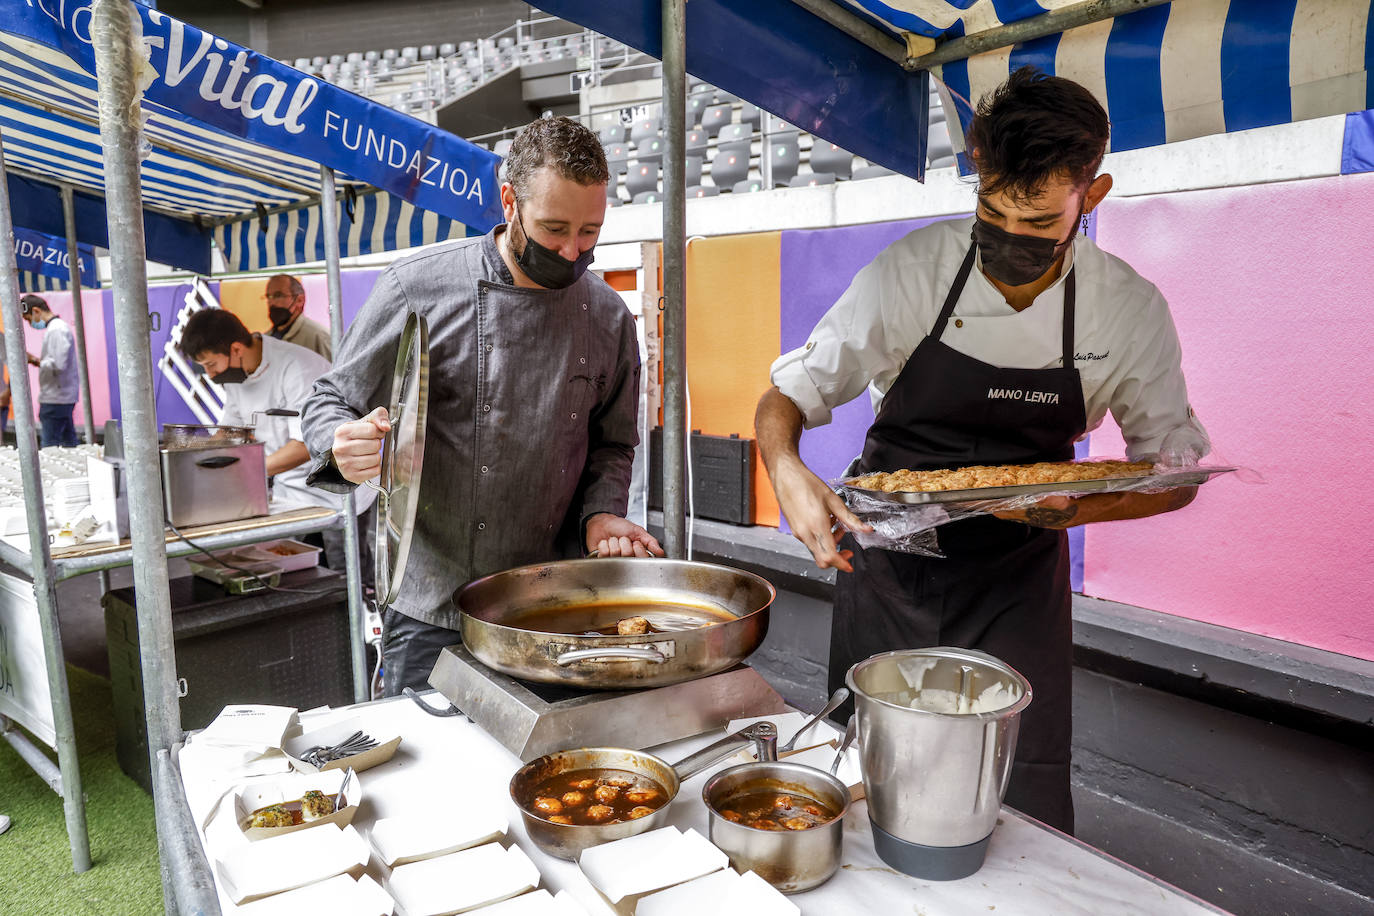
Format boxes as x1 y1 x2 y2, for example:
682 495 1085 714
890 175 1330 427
684 232 782 527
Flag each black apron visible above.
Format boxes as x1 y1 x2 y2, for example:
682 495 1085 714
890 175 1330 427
830 244 1087 834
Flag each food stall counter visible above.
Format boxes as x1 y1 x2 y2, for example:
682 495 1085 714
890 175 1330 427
177 692 1230 915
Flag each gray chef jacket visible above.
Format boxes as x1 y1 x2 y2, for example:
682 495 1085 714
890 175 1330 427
302 228 641 629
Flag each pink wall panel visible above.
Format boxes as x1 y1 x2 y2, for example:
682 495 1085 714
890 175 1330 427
15 289 113 426
1086 172 1374 661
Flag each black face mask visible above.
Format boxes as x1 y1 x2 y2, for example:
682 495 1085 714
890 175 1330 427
210 352 247 385
268 306 294 329
972 214 1079 287
511 207 594 289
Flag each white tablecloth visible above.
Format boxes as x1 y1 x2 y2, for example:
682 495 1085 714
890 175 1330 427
178 692 1228 916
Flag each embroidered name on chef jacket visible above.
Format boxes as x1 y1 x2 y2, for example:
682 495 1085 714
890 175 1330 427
987 388 1061 404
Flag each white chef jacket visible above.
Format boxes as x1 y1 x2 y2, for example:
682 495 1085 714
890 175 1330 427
770 216 1210 462
220 334 375 514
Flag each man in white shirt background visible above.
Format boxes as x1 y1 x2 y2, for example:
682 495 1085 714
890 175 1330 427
756 68 1209 838
264 273 333 361
178 307 373 586
21 294 79 448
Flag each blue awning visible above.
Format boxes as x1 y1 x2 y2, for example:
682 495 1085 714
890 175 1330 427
0 1 504 272
11 225 99 292
536 1 1374 177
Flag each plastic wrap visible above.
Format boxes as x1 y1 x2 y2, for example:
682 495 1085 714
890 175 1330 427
834 460 1238 556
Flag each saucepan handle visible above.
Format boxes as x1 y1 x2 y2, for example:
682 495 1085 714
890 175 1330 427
673 722 778 780
194 455 240 469
555 646 667 666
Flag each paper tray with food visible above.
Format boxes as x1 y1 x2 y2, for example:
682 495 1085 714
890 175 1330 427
840 459 1234 505
834 459 1237 556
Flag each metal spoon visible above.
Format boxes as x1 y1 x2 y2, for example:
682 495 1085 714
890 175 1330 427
831 714 858 776
779 686 851 754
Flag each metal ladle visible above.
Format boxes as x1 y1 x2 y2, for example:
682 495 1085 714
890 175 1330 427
779 687 850 754
832 713 858 776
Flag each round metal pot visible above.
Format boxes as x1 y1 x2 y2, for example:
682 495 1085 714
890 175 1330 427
702 761 851 894
458 558 774 689
510 724 777 860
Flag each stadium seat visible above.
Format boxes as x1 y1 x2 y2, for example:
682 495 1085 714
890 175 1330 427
364 50 380 63
607 173 624 205
809 141 854 180
769 136 799 186
853 164 897 180
604 142 631 167
401 47 419 63
701 104 732 138
685 129 708 157
739 102 761 129
688 185 720 198
789 172 837 188
625 163 660 198
346 51 363 64
710 149 748 189
498 36 516 49
311 55 327 68
294 58 311 71
718 123 752 146
685 155 703 188
439 43 456 58
420 45 437 60
716 90 740 105
686 94 709 128
632 190 662 205
732 178 765 194
599 124 627 144
329 54 345 65
458 40 476 54
634 137 665 165
606 195 623 208
382 49 398 62
629 116 661 145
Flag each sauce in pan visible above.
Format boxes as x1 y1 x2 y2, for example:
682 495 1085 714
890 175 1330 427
713 790 838 831
525 767 670 826
510 599 737 637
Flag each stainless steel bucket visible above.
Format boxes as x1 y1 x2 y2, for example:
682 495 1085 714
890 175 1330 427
846 647 1032 880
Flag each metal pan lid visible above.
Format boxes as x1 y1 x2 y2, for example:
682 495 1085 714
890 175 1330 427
374 311 429 608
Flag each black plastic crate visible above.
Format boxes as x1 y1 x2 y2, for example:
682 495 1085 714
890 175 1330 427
648 427 754 524
103 566 351 792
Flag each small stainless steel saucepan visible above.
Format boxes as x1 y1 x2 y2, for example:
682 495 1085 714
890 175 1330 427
509 723 778 860
702 735 853 893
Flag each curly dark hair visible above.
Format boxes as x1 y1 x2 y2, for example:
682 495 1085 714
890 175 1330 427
967 66 1109 204
179 308 253 361
504 115 609 200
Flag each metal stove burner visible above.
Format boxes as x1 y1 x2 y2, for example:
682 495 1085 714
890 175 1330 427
428 646 786 761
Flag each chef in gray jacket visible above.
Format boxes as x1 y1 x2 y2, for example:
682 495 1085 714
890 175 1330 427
303 116 661 695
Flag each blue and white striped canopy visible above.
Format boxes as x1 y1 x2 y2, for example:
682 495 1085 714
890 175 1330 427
214 189 474 272
537 0 1374 178
0 2 501 273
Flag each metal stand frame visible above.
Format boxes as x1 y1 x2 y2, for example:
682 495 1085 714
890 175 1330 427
0 127 91 873
661 0 687 558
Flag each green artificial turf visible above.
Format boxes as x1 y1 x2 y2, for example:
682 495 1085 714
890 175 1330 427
0 665 162 916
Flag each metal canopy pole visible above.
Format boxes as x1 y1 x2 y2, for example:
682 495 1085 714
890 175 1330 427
90 1 182 908
661 0 687 558
904 0 1172 71
319 165 369 703
0 128 91 874
60 185 97 445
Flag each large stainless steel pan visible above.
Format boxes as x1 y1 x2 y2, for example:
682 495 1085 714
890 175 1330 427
456 558 774 689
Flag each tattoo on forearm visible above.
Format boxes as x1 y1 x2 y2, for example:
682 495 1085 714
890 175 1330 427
1025 504 1079 528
